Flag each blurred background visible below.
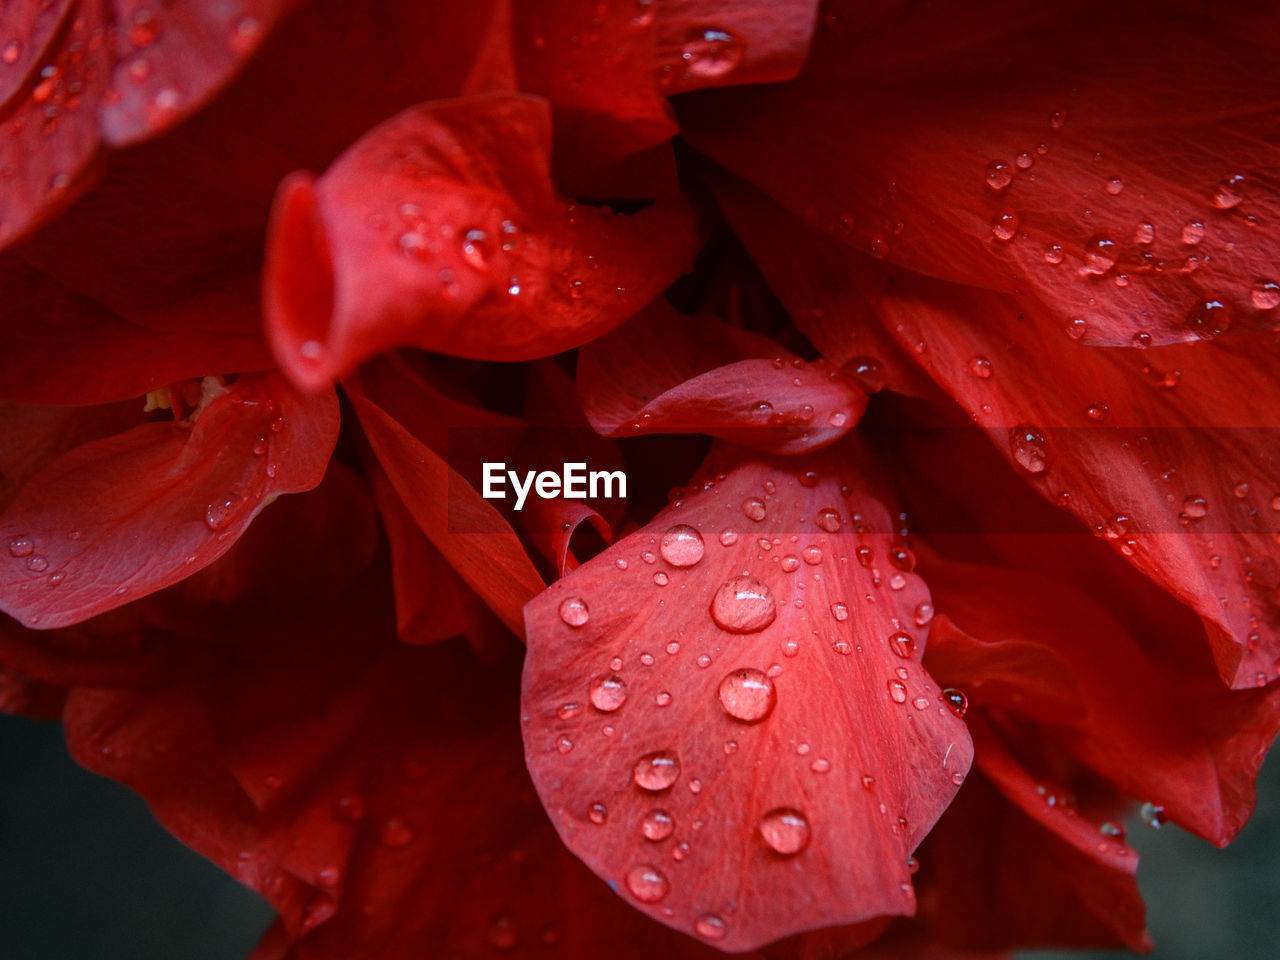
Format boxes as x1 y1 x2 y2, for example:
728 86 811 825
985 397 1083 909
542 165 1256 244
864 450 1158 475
2 713 1278 959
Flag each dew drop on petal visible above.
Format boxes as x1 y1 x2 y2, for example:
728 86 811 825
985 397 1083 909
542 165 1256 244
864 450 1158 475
625 864 670 903
26 555 47 572
1044 242 1065 265
802 545 823 565
633 751 680 791
1134 221 1155 244
968 356 993 379
758 807 811 856
694 915 727 941
1101 821 1127 841
558 596 589 627
8 536 33 558
942 688 969 717
887 680 908 704
660 524 705 567
742 497 767 522
1081 235 1118 275
1065 317 1087 341
588 802 607 824
643 809 675 841
1010 425 1050 474
985 160 1013 190
914 602 934 626
1181 221 1206 245
1251 280 1280 310
717 668 777 723
589 674 627 712
1188 298 1230 339
991 210 1018 242
1212 174 1246 209
710 576 776 633
831 602 850 622
888 631 916 658
816 508 842 532
678 27 743 80
204 492 245 530
780 554 800 573
1140 801 1166 829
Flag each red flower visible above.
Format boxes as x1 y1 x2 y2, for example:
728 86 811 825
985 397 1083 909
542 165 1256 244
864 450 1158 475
2 0 1279 956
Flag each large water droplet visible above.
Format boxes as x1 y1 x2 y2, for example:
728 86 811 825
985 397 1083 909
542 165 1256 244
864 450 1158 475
1188 298 1230 339
660 524 705 567
642 809 675 841
887 680 908 704
991 210 1018 242
717 668 777 723
1180 221 1206 245
625 864 670 903
1212 174 1246 210
968 356 993 379
759 807 811 856
1010 425 1050 474
1251 279 1280 310
8 535 33 558
589 674 628 712
815 508 842 532
942 688 968 717
204 492 245 530
1140 801 1166 829
985 160 1013 191
710 576 776 633
679 27 744 79
633 751 680 791
1081 235 1118 276
742 497 767 521
888 631 916 659
559 596 590 627
831 602 850 622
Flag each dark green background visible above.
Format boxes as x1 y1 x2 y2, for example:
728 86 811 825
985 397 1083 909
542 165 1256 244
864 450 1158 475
2 715 1277 958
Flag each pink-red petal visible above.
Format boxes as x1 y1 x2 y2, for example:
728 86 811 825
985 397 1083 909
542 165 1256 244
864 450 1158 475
522 444 971 951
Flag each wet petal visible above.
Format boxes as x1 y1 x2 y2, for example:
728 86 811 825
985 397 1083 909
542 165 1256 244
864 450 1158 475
264 92 699 389
578 300 865 453
522 443 971 951
682 1 1280 345
0 373 337 628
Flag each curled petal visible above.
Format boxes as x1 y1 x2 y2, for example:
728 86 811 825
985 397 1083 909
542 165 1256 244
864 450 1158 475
522 444 971 951
578 300 865 453
264 92 700 389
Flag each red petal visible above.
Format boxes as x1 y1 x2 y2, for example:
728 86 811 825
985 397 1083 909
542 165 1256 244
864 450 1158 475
0 373 337 628
345 358 545 637
0 259 271 404
521 444 972 951
925 558 1280 846
264 92 700 389
578 300 865 453
0 660 65 718
922 716 1149 952
681 2 1280 345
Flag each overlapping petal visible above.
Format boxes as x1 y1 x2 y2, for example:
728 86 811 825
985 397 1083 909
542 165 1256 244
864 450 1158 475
0 372 337 628
682 0 1280 346
264 92 701 389
522 443 971 951
578 300 865 453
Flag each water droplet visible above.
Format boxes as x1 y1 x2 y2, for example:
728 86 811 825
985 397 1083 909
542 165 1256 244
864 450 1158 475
862 775 876 790
589 674 627 712
643 809 675 841
696 653 713 668
850 356 885 392
828 410 850 429
626 864 670 903
655 690 672 707
780 554 801 573
717 668 777 723
985 160 1013 190
610 656 624 671
660 524 705 567
991 210 1018 242
1181 221 1206 245
802 545 823 565
831 602 850 622
653 571 669 586
1 40 19 64
8 536 33 558
869 235 889 259
1134 221 1155 244
694 915 727 941
1179 495 1208 525
968 356 993 379
1251 279 1280 310
1010 425 1050 474
204 492 245 530
1140 801 1166 829
1081 235 1118 275
1189 298 1231 339
1212 174 1246 210
678 27 743 79
558 596 590 627
913 602 934 626
942 688 968 717
379 816 414 847
1100 821 1127 841
588 802 607 824
811 757 831 773
887 631 916 659
666 641 680 655
758 808 811 856
815 508 842 532
1044 243 1065 265
1105 177 1124 195
557 735 574 754
888 680 908 704
1086 403 1109 422
633 751 680 791
1234 482 1251 499
1065 317 1087 340
26 555 47 572
742 497 767 522
710 576 776 633
1049 109 1067 129
718 529 739 547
